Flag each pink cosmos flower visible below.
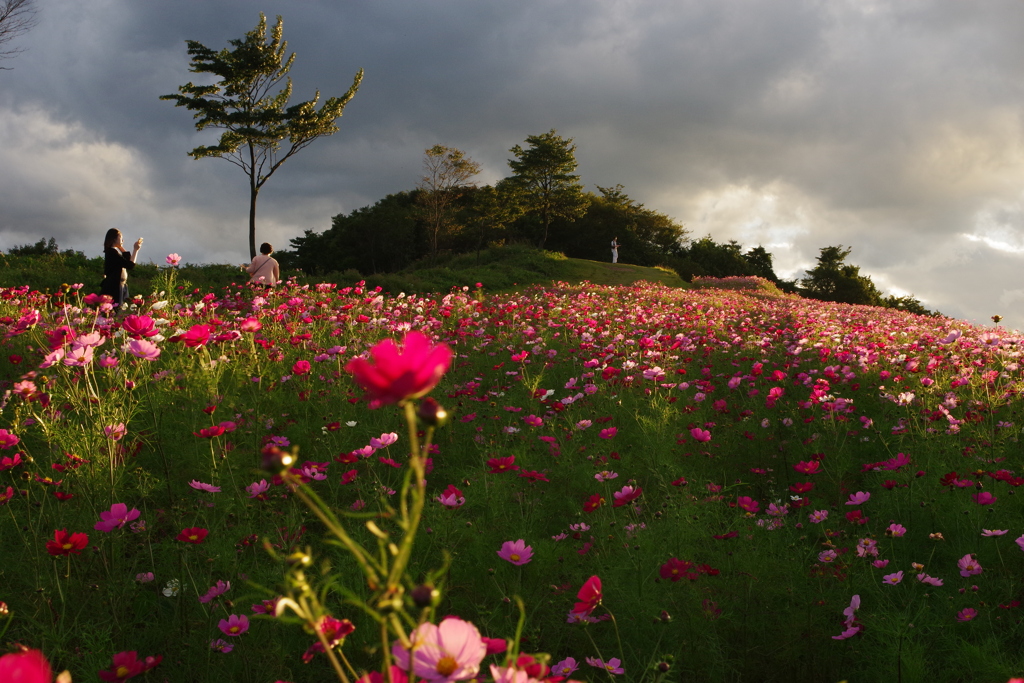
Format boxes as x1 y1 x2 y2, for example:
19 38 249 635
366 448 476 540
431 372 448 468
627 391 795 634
136 572 155 583
887 523 907 537
497 539 533 565
345 331 452 407
246 479 270 499
612 485 642 508
846 491 871 505
572 576 602 616
1016 534 1024 551
218 614 250 636
736 496 760 514
0 429 20 450
210 639 233 653
917 573 943 586
793 460 821 474
523 414 543 427
973 492 997 505
122 314 159 339
166 253 181 266
818 550 838 563
958 554 983 577
127 339 161 361
0 648 53 683
199 580 231 604
180 324 212 348
189 480 221 493
981 529 1008 536
833 594 862 639
956 607 977 622
882 571 904 585
0 452 23 470
104 423 127 441
370 432 399 449
690 427 711 442
94 503 141 532
599 427 618 439
391 617 486 682
436 484 465 509
586 657 624 675
808 510 829 524
98 651 160 682
552 657 579 677
62 342 94 367
872 559 890 568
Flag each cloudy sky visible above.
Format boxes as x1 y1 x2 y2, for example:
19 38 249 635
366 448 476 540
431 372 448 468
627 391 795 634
2 0 1024 328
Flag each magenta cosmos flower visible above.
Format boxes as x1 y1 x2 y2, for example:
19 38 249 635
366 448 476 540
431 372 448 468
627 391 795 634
346 331 452 407
497 539 533 565
218 614 250 636
391 617 486 682
0 648 54 683
612 485 642 508
94 503 141 532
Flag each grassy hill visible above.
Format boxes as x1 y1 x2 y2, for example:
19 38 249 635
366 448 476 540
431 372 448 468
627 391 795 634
0 245 687 296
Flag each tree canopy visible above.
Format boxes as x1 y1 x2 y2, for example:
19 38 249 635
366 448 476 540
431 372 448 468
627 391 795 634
161 13 363 259
507 130 587 249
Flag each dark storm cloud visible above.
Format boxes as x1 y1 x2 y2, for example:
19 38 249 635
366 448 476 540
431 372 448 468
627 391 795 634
1 0 1023 327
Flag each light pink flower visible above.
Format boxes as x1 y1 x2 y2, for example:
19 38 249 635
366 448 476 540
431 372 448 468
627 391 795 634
887 523 907 537
917 573 943 586
166 253 181 266
585 657 624 675
391 617 486 682
845 491 871 505
189 480 221 493
981 529 1008 536
136 572 155 583
496 539 533 565
246 479 270 499
882 571 904 585
128 339 161 361
958 554 983 577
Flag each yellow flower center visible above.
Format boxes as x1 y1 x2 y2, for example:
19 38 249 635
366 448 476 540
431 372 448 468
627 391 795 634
116 666 130 677
510 553 520 562
435 656 458 676
230 626 239 633
62 543 72 549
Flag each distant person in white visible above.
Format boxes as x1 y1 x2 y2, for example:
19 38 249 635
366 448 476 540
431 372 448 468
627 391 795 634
246 242 280 287
611 237 619 263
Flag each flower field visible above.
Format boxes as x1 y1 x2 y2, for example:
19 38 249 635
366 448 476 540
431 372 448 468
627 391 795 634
1 275 1024 682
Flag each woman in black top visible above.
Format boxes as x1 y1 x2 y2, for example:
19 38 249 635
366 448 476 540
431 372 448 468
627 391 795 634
101 228 143 309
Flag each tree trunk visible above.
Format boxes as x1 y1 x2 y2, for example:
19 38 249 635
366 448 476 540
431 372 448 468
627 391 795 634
248 183 258 261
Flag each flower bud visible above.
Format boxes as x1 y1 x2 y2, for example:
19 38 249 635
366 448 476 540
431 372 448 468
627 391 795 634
410 584 439 608
417 397 448 427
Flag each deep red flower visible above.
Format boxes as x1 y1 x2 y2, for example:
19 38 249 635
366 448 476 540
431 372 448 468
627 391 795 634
193 425 226 439
660 557 697 582
345 331 452 407
518 469 549 483
487 456 519 473
179 324 212 348
789 482 814 494
98 650 147 682
46 528 88 556
583 493 605 513
176 527 209 544
713 531 738 540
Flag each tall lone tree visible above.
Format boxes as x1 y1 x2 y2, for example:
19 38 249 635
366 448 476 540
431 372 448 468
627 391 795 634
507 129 587 250
161 13 363 259
416 145 481 257
0 0 37 68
